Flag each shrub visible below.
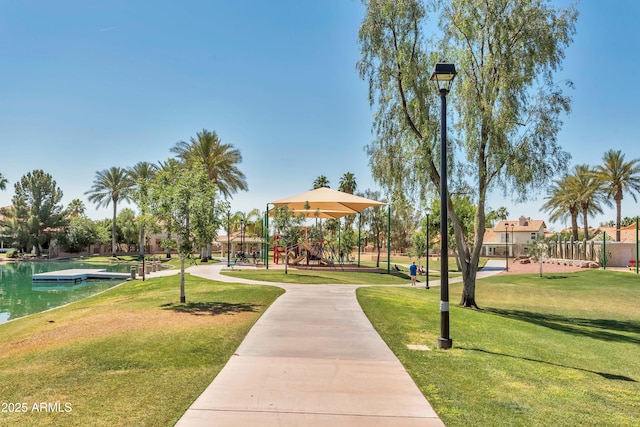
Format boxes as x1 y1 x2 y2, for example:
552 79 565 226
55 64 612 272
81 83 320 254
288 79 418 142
6 249 19 258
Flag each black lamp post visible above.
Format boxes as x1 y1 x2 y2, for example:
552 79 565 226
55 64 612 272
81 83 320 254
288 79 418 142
431 62 456 350
425 207 431 289
504 223 509 271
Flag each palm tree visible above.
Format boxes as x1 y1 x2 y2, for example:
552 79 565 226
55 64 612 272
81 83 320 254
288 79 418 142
338 172 358 228
0 173 7 191
541 174 580 241
67 199 87 218
338 172 357 194
171 129 248 198
128 161 158 258
592 150 640 241
85 167 134 257
572 164 606 240
312 175 330 189
231 209 261 256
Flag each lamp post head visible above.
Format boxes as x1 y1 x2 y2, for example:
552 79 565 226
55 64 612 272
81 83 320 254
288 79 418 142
426 207 431 216
430 63 457 93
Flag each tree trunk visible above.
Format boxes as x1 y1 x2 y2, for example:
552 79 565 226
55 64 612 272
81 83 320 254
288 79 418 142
450 192 482 309
284 244 289 274
112 201 118 257
615 197 622 242
582 206 589 240
459 263 479 308
571 211 579 242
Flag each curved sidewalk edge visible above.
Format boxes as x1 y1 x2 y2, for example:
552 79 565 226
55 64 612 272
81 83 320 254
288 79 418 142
175 263 445 426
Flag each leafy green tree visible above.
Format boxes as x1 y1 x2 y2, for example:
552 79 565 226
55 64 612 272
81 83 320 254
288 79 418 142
171 129 246 260
117 208 138 253
271 205 305 274
358 0 576 308
389 199 417 255
360 190 387 268
593 149 640 241
312 175 330 189
10 170 67 257
60 216 101 253
149 158 222 302
340 226 357 258
85 167 134 257
128 161 158 258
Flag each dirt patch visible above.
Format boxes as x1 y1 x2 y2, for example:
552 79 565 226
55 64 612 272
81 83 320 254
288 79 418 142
1 305 256 358
500 259 584 275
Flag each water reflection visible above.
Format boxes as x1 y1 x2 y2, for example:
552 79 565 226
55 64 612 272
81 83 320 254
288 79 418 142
0 261 133 324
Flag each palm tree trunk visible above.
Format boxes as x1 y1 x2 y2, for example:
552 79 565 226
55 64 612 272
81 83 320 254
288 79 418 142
582 207 589 240
616 197 622 241
112 200 118 257
571 212 579 242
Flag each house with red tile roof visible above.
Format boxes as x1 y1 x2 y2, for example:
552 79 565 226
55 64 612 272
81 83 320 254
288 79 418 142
482 216 546 257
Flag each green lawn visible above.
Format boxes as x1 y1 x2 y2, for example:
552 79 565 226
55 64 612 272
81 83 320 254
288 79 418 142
357 269 640 426
222 255 481 284
222 267 423 284
0 274 283 427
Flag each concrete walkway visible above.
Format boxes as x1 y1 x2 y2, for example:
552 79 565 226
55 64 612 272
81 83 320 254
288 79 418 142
174 260 504 426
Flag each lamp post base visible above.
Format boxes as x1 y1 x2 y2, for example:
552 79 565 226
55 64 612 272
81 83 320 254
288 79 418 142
437 337 453 349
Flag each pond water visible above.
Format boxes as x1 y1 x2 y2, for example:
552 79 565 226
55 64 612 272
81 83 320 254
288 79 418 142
0 261 134 324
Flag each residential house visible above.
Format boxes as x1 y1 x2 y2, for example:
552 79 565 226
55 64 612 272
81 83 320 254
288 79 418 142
482 216 546 257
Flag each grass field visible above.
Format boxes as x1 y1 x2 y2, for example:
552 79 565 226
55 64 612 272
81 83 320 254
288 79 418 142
357 269 640 426
222 267 422 284
0 274 283 427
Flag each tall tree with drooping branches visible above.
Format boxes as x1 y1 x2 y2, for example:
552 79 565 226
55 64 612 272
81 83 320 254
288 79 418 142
358 0 576 308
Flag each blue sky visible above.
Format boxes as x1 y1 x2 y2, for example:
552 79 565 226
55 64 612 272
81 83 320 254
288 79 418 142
0 0 638 231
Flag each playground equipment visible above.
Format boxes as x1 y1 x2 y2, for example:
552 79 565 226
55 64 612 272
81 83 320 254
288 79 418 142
273 235 346 270
273 235 300 264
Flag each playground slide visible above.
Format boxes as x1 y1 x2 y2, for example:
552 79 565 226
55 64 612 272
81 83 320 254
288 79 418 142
287 252 307 265
301 242 336 267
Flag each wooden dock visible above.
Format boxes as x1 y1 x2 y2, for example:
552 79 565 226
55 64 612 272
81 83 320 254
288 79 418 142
32 269 131 283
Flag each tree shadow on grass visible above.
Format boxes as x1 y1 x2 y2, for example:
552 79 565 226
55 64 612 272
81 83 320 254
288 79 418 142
459 347 637 382
485 308 640 345
160 301 259 316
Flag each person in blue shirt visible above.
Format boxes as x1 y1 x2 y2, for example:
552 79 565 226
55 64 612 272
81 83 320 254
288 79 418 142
409 262 418 286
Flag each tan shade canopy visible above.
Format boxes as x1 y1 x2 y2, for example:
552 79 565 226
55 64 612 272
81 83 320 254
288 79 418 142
269 187 386 219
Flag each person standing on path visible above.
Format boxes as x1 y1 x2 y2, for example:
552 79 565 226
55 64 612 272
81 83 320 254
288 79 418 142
409 262 418 286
